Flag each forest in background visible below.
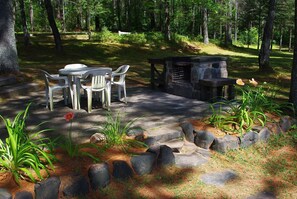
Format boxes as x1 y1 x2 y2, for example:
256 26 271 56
14 0 295 49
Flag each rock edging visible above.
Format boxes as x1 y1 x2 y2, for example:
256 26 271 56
181 116 296 153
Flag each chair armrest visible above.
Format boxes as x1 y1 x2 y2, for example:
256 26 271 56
111 71 127 77
50 75 69 85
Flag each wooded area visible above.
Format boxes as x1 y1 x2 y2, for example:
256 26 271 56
12 0 294 49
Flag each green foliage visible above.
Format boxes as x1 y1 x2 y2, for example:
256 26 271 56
238 27 258 45
208 79 293 135
145 32 165 45
0 104 56 184
101 112 146 151
120 33 147 45
62 113 100 162
92 27 120 43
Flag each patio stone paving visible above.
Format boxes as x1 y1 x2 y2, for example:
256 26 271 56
0 86 211 143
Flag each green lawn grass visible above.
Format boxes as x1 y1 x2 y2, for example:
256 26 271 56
17 34 293 101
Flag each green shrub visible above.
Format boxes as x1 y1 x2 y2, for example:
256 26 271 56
119 33 147 45
145 32 166 45
238 27 258 45
0 104 56 184
208 79 294 135
100 112 146 151
92 27 120 43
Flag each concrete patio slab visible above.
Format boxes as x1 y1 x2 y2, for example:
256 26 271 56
0 86 211 143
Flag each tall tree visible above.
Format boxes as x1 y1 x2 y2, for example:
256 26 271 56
19 0 30 47
258 0 276 72
0 0 19 73
164 0 171 41
225 0 233 46
202 7 209 44
44 0 63 52
289 0 297 107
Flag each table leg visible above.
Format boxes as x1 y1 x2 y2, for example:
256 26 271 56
67 76 75 108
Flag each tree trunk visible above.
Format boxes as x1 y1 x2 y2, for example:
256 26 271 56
225 0 232 46
191 4 196 36
29 0 34 32
95 15 100 31
19 0 30 47
234 0 238 43
279 26 282 51
289 0 297 107
289 28 292 52
0 0 19 73
202 7 209 44
164 0 171 41
257 11 261 50
44 0 63 53
116 0 122 30
61 0 66 32
258 0 276 72
149 2 156 30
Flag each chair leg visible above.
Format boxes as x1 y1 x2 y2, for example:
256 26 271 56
49 89 54 111
101 91 105 105
104 89 110 109
45 89 49 108
123 84 127 103
118 85 121 101
87 89 92 113
63 88 68 105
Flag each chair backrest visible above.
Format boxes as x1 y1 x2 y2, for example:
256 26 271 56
112 65 130 83
41 70 51 89
82 69 111 89
64 63 88 69
41 69 68 88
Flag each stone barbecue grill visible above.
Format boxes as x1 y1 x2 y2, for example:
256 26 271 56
148 56 236 101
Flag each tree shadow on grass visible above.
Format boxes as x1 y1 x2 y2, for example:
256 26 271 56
260 133 297 198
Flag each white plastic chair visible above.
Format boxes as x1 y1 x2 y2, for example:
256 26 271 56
79 69 111 113
111 65 130 103
41 70 69 111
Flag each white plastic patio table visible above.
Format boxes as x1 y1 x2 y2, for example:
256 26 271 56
59 67 112 110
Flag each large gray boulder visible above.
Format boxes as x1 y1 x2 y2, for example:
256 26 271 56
211 135 239 153
63 175 89 197
34 177 61 199
0 188 12 199
88 163 110 189
180 122 194 142
112 160 133 180
194 131 215 149
240 131 259 148
157 145 175 166
131 152 156 175
15 191 33 199
258 127 271 142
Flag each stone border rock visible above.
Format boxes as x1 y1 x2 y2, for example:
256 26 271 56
2 142 208 198
2 116 295 198
181 116 297 153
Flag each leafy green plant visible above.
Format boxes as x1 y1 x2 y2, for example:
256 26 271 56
208 79 293 135
119 33 147 45
100 112 147 151
62 112 100 162
0 104 56 184
93 27 120 43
